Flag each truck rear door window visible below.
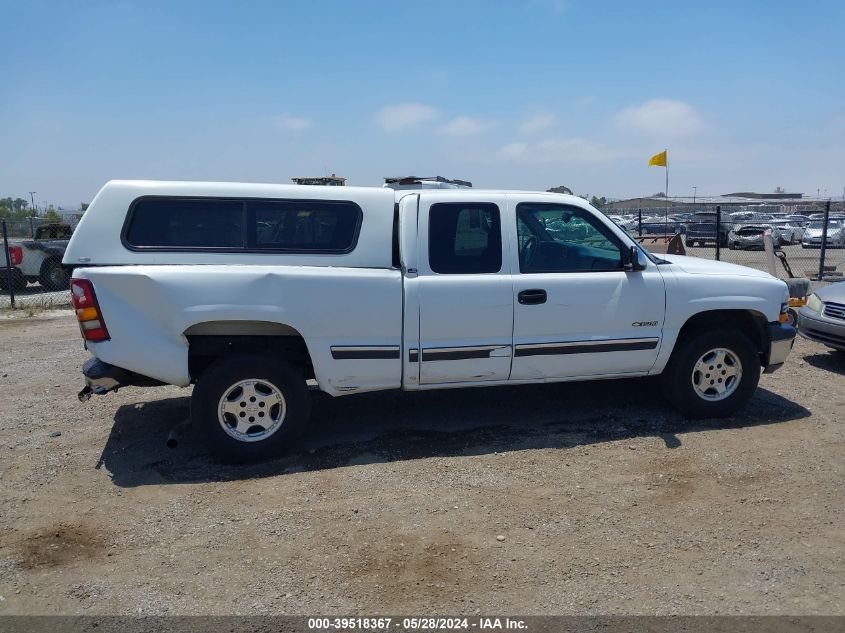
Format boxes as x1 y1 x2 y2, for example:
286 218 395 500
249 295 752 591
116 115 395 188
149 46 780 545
428 203 502 274
247 200 361 252
124 198 245 249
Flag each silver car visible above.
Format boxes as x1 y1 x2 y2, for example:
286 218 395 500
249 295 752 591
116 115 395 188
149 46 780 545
797 283 845 352
802 219 845 248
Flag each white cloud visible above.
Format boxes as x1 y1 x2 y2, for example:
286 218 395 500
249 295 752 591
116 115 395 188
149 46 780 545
613 99 704 137
496 137 622 164
378 102 439 132
439 116 494 137
519 112 557 135
271 114 311 131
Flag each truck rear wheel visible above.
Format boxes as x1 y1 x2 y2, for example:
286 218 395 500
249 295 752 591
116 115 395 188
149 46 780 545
40 259 70 291
191 353 311 463
661 328 759 418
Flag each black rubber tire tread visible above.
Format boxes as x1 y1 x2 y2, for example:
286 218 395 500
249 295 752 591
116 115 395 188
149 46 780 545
191 353 310 464
662 328 760 419
39 259 70 291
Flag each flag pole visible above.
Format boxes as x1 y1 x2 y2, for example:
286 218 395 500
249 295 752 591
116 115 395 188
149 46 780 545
664 149 669 239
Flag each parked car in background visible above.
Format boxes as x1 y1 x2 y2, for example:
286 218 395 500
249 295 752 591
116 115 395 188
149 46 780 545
728 224 783 250
784 214 810 225
730 211 774 225
802 219 845 248
798 284 845 352
685 211 729 247
769 220 803 244
1 223 73 292
640 214 687 235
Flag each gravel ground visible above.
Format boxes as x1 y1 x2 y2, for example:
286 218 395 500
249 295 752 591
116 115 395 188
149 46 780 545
0 309 842 615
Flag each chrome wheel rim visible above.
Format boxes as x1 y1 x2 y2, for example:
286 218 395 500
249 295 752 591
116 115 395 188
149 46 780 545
217 379 286 442
691 348 742 402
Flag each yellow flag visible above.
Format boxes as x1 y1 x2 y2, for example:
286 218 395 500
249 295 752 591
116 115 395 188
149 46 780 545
648 150 667 167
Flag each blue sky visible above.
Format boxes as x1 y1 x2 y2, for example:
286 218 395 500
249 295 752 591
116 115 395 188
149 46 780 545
2 0 844 207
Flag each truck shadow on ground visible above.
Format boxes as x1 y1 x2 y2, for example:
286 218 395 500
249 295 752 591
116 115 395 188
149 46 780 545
802 350 845 376
97 378 811 488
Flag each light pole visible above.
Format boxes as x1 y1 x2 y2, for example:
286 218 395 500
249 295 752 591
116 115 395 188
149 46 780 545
692 186 697 205
29 191 36 212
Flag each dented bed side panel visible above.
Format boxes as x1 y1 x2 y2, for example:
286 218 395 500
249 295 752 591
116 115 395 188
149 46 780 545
74 265 403 396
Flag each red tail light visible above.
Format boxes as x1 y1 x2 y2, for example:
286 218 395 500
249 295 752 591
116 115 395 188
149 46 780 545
7 245 22 266
71 278 110 342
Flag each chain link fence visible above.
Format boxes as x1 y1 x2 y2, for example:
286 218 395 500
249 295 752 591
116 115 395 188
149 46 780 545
609 202 845 283
3 204 843 311
1 215 82 310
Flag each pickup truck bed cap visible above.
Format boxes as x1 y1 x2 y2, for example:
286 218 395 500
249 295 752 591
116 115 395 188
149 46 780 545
63 180 591 269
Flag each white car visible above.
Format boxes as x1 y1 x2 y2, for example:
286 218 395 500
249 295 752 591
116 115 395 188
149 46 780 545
769 220 803 244
65 180 795 462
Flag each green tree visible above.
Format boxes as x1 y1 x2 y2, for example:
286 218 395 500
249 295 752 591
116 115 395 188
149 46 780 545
590 195 608 207
0 197 31 220
547 185 573 195
43 208 62 222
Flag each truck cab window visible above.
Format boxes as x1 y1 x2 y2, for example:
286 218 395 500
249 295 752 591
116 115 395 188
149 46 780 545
516 203 623 273
428 203 502 274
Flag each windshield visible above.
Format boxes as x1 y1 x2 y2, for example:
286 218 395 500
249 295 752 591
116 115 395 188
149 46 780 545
808 220 841 229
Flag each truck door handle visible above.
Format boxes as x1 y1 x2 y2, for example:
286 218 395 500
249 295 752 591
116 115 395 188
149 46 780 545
518 289 547 305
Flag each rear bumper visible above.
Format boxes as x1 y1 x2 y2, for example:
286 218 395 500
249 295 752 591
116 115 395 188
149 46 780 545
78 357 164 401
763 322 796 373
797 309 845 351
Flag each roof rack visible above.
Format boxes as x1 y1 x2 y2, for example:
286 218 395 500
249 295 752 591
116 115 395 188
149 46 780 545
383 176 472 189
291 175 347 186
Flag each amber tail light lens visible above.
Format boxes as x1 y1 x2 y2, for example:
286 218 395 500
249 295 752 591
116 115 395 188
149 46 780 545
70 278 110 342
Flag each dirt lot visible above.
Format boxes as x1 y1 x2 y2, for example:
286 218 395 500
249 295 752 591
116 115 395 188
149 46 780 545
0 309 842 615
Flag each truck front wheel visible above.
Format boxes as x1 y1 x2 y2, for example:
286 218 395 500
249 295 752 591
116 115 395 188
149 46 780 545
661 329 760 418
191 353 311 463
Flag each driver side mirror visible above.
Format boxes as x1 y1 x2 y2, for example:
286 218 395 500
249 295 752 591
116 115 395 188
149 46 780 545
624 246 647 272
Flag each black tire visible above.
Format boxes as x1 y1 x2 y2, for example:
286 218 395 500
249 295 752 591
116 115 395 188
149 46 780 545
661 328 760 419
39 259 70 291
191 353 311 463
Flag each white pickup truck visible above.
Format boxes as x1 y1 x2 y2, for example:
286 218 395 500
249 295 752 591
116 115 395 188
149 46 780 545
65 180 795 462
